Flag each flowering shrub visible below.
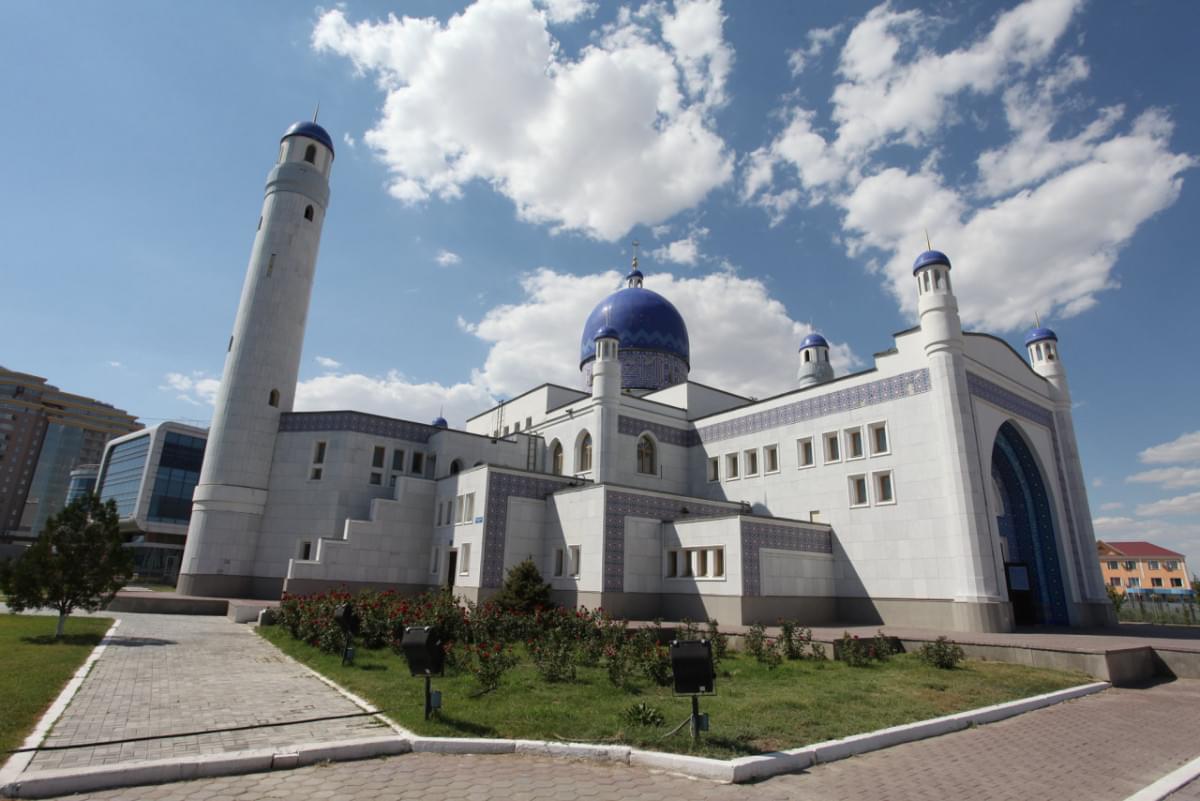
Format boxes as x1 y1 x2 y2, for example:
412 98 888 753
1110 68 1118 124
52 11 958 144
529 626 577 682
744 622 769 661
917 636 965 669
837 630 896 667
465 641 519 692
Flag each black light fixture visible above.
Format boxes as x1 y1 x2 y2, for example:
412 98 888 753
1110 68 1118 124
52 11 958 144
400 626 445 719
333 602 360 666
670 639 715 740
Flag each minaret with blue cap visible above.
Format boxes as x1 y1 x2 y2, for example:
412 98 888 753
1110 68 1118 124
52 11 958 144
179 116 335 598
797 333 834 388
590 288 623 483
1025 324 1066 393
913 247 1007 626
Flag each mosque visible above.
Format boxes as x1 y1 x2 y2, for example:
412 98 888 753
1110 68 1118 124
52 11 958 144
175 119 1114 632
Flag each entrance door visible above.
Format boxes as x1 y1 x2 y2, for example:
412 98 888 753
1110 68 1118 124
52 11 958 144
1004 562 1037 625
446 550 457 590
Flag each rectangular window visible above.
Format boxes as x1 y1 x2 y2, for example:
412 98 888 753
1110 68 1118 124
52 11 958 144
849 475 869 507
430 548 440 575
681 551 693 577
392 449 405 472
667 548 725 579
1124 561 1136 570
372 446 386 469
1148 560 1160 570
707 457 720 482
513 422 520 432
526 416 532 429
569 545 581 577
436 503 443 526
845 428 864 459
389 474 398 488
666 550 677 578
797 437 814 468
824 432 840 463
411 452 425 475
713 548 725 578
1152 577 1164 587
725 453 739 479
1172 578 1184 587
309 467 323 480
1110 577 1121 587
313 441 327 464
370 472 382 485
554 548 564 577
1107 561 1118 570
1127 577 1140 588
764 444 779 474
464 492 475 521
300 541 312 560
459 543 471 575
697 549 709 577
874 471 895 504
1166 561 1180 571
869 422 889 455
743 449 759 477
455 495 464 523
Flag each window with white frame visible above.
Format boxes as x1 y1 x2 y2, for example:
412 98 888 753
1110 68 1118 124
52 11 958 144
849 474 869 507
392 449 405 472
707 456 719 482
310 441 326 480
725 452 739 479
1109 577 1121 587
824 432 841 463
569 545 581 577
1167 560 1180 571
1148 560 1160 570
459 543 471 575
1152 577 1164 587
1172 578 1184 587
666 547 725 579
1107 560 1119 570
764 444 780 474
411 452 425 475
743 448 759 476
869 422 889 455
372 445 386 469
455 492 475 524
845 427 865 459
874 470 895 504
1127 577 1140 588
578 433 593 473
797 437 815 468
554 548 564 577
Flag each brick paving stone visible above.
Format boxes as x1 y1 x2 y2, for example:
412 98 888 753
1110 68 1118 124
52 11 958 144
23 612 385 773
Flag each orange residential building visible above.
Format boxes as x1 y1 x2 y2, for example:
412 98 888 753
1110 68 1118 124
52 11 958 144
1097 541 1193 599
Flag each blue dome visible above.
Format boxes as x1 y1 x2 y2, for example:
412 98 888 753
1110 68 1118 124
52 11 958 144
593 325 620 341
799 333 829 350
282 121 334 157
431 416 448 428
1024 327 1058 346
579 286 689 367
912 250 951 274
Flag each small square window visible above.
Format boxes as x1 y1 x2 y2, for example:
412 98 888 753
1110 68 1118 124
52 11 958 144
849 475 868 507
845 428 864 459
797 437 815 468
1172 578 1184 587
370 472 383 485
764 445 779 474
824 432 841 463
725 453 740 480
1127 577 1140 588
869 422 889 455
874 471 895 504
1152 577 1164 587
309 467 323 481
1107 561 1118 570
1148 560 1159 570
1109 577 1121 587
707 457 719 483
743 449 759 477
569 545 581 577
372 446 386 469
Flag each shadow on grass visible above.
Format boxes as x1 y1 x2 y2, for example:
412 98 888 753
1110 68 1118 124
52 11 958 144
355 664 389 672
699 734 763 757
432 714 496 737
21 634 107 647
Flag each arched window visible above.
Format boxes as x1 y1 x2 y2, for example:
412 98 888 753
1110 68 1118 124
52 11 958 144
637 435 656 475
304 205 314 221
304 144 317 164
933 270 942 289
550 441 564 475
923 271 931 292
449 459 463 475
268 389 280 407
803 351 811 363
578 433 592 473
1035 344 1043 360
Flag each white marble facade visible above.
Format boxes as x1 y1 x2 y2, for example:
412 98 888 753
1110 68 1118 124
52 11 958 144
177 121 1113 632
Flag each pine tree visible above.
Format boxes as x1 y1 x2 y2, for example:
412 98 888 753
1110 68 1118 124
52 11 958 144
491 558 553 614
0 494 133 638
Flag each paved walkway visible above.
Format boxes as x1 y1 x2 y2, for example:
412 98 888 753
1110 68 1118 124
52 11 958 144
22 613 387 773
42 679 1200 801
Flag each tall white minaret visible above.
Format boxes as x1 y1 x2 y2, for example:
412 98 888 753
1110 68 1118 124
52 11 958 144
591 313 621 484
177 120 334 598
914 249 1006 630
1025 325 1110 617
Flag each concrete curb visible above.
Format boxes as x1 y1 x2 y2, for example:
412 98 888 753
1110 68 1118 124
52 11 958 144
1123 754 1200 801
1 736 410 799
0 619 122 792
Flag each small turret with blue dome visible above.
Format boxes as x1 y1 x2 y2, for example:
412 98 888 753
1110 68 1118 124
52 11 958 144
282 120 335 158
1025 319 1063 378
579 249 690 392
431 415 449 429
798 332 834 388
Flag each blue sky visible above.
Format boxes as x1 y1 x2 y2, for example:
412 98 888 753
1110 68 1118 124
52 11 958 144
4 0 1200 571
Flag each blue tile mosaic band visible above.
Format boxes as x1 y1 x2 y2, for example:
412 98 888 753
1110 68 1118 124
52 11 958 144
481 471 576 588
582 349 689 392
603 491 733 593
279 411 436 443
617 415 695 447
740 520 834 597
966 373 1087 603
695 369 931 445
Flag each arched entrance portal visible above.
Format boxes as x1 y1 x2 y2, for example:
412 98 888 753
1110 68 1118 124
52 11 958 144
992 421 1069 625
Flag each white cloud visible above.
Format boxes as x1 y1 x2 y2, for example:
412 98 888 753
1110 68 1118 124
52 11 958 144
1136 492 1200 519
1139 430 1200 465
1099 501 1124 512
1127 467 1200 490
787 24 841 76
313 0 733 241
744 0 1196 332
107 361 123 369
315 355 342 369
342 132 357 149
1091 477 1104 489
535 0 596 24
651 226 708 266
161 372 220 406
436 249 462 267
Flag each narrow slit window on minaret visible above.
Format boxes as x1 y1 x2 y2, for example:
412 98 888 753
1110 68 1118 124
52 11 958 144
267 253 276 277
257 216 262 231
268 389 280 407
227 336 233 353
304 144 316 164
304 205 314 221
933 270 942 289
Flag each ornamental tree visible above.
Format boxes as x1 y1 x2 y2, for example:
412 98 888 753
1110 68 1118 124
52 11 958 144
491 558 553 614
0 494 133 639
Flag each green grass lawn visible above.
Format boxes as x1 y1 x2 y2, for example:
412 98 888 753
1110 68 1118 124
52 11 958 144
0 615 113 756
259 625 1091 759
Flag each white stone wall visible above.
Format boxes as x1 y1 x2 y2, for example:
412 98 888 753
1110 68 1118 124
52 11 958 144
663 517 744 597
544 485 606 594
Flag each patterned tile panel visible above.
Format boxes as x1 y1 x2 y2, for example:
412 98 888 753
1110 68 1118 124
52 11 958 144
279 411 435 443
603 491 734 593
617 415 695 447
695 369 931 445
741 520 834 597
481 471 576 589
966 372 1087 605
582 350 689 392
